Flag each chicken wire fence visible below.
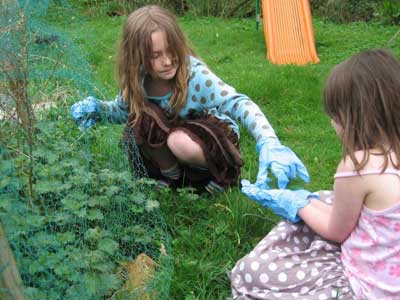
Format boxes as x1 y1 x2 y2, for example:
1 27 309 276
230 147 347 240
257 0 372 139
0 1 172 299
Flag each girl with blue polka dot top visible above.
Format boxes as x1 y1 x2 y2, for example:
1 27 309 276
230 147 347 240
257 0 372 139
70 5 309 194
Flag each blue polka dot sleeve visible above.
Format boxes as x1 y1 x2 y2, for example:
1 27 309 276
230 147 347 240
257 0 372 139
98 92 129 123
184 56 277 142
70 93 128 130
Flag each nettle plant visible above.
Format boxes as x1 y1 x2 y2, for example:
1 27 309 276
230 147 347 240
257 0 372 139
0 115 166 300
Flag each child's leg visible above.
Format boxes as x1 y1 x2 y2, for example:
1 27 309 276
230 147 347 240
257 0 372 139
167 130 227 193
140 144 177 170
122 102 242 192
140 144 181 180
167 116 243 193
166 130 207 168
121 102 182 183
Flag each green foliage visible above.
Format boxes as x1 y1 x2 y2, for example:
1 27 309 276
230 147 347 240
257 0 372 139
183 0 254 18
1 2 173 300
379 0 400 24
70 0 255 17
311 0 380 23
70 0 400 20
69 0 178 16
0 115 169 299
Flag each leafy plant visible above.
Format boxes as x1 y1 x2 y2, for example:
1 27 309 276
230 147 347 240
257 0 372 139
379 0 400 24
0 116 168 300
312 0 380 23
70 0 255 17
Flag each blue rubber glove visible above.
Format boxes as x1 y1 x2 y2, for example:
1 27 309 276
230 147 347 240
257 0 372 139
255 138 310 189
241 180 319 223
70 96 101 131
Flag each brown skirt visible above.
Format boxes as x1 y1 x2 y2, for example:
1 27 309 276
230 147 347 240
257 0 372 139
121 102 243 191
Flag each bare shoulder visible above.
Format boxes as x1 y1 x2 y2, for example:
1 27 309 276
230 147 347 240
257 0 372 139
336 150 393 173
335 150 400 210
336 153 358 173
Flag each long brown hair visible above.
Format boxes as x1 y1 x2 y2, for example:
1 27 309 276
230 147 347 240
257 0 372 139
116 5 193 124
323 49 400 171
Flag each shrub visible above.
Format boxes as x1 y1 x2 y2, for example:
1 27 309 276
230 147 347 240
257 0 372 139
378 0 400 24
311 0 381 23
71 0 255 17
184 0 254 17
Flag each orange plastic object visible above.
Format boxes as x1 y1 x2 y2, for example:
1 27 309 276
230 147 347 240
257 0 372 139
261 0 319 65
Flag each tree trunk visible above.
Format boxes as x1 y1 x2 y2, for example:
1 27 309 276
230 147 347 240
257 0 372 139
0 222 25 300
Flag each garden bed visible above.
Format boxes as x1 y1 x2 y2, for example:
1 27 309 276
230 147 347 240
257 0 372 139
0 114 172 300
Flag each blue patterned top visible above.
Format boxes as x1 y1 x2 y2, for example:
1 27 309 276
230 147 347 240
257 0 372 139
99 56 277 142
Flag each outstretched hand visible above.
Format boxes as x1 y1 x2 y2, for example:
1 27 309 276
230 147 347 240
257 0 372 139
255 138 310 189
70 96 100 131
241 180 318 223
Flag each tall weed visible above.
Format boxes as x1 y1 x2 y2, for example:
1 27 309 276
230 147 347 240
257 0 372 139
184 0 254 17
312 0 379 23
70 0 255 17
379 0 400 24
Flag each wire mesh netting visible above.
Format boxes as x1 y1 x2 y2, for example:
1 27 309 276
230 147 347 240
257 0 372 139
0 1 172 299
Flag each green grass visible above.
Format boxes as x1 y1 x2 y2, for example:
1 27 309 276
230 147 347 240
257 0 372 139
56 10 400 299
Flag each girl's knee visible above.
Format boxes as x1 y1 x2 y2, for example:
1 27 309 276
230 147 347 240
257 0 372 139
167 130 206 166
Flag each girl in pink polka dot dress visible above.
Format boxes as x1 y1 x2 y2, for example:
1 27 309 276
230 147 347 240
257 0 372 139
230 49 400 299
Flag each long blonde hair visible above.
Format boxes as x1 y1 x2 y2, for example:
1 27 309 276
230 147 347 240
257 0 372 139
116 5 193 124
323 49 400 171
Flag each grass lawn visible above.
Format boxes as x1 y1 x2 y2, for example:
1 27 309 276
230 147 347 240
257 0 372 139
56 8 399 299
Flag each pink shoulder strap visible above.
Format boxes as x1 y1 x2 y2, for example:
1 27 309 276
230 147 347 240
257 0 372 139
334 168 400 179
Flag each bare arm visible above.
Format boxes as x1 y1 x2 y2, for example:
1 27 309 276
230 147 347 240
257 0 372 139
298 199 338 241
298 159 367 243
